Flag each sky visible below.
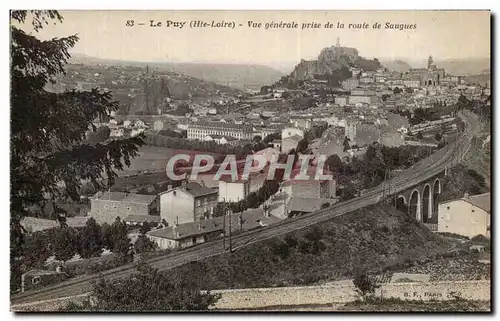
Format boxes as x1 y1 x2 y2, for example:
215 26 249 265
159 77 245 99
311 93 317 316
16 10 491 70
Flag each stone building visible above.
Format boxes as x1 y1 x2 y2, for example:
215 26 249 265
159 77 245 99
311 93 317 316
159 181 218 225
88 192 159 225
408 56 446 87
187 121 254 140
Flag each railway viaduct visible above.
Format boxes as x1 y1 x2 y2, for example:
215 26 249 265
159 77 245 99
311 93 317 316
383 169 447 224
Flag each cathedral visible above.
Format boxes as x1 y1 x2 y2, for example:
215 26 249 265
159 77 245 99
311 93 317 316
408 56 446 86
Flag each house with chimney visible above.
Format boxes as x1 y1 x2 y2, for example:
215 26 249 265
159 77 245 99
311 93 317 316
159 181 218 225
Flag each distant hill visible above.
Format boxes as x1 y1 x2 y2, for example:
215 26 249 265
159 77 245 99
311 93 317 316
463 73 491 87
434 58 490 76
70 54 283 91
380 60 412 73
50 62 243 115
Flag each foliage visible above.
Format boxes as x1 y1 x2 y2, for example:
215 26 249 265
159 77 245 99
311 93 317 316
86 126 111 144
10 10 144 291
325 154 343 173
52 227 77 262
63 263 220 311
108 218 132 256
134 235 157 253
263 132 281 144
393 87 403 94
353 271 380 297
160 204 447 290
222 180 280 214
77 217 104 259
145 134 263 159
416 132 424 140
343 136 350 152
440 165 489 202
158 129 184 138
296 138 309 154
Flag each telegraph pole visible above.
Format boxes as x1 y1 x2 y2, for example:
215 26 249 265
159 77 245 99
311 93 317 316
222 200 226 251
228 206 233 253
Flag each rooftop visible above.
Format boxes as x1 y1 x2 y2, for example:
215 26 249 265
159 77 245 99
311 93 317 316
123 214 162 223
162 182 218 198
464 193 491 213
147 208 280 240
91 192 157 204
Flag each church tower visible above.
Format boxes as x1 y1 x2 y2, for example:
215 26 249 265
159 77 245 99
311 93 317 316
336 37 340 47
427 55 434 69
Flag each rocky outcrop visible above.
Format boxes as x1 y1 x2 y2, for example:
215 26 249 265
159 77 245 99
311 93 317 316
285 44 380 83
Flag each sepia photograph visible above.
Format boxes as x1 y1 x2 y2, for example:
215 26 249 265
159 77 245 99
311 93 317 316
9 9 491 312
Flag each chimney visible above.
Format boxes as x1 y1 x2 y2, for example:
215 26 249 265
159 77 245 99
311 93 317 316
181 180 187 189
464 192 469 199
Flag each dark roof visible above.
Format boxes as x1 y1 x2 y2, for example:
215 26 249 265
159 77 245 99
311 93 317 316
191 121 253 131
464 193 490 213
91 192 157 204
123 215 162 223
161 182 218 198
147 208 280 240
440 193 491 213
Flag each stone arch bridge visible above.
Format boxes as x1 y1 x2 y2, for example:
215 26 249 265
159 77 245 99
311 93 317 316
384 170 446 224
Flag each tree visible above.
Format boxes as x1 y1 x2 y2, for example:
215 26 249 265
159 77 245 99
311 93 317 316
353 271 380 299
87 126 111 144
252 135 262 143
10 11 144 288
326 154 343 173
416 131 424 140
52 227 77 262
405 87 414 94
393 87 403 94
434 132 443 142
77 217 104 259
63 263 220 311
296 138 309 154
109 217 131 256
134 235 157 254
343 136 351 152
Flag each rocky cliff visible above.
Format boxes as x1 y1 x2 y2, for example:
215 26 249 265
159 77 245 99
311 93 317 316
283 44 381 85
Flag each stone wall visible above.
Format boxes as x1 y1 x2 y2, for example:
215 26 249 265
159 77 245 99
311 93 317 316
12 280 490 312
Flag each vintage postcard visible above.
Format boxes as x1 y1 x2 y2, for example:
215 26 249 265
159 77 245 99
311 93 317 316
10 10 491 312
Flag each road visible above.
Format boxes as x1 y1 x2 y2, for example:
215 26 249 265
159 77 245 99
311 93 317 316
11 112 479 305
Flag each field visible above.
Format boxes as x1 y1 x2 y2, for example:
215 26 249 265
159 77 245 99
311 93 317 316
119 146 177 176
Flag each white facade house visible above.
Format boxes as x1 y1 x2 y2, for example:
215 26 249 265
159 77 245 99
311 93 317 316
438 193 490 238
281 127 305 140
218 180 250 203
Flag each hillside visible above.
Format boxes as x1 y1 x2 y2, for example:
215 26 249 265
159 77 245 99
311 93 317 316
49 63 242 115
70 54 283 91
434 58 490 76
380 60 412 73
168 204 451 290
464 73 491 87
279 44 382 87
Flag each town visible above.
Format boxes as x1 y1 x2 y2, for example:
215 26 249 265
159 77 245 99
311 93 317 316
10 9 491 312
